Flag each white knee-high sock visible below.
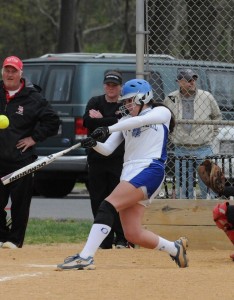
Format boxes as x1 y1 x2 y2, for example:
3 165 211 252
79 223 111 258
155 236 177 256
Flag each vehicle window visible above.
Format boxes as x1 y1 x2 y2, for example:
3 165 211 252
79 66 135 103
23 65 43 85
122 71 135 83
44 66 74 102
206 70 234 111
149 72 164 102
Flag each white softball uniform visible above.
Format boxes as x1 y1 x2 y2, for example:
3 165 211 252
93 106 171 206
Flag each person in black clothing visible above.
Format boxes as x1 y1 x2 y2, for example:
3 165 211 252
0 56 60 249
83 70 128 249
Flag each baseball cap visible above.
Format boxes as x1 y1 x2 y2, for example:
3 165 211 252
103 71 122 85
3 56 23 71
177 69 198 81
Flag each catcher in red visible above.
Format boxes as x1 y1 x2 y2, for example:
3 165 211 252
198 159 234 260
213 202 234 260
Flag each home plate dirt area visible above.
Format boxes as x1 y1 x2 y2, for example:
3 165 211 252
0 243 233 300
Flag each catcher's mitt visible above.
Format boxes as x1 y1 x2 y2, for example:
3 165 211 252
198 159 225 194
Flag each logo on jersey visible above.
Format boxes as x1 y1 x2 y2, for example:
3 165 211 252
132 125 158 137
132 128 141 137
16 105 24 115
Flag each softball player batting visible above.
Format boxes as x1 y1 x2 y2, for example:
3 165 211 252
57 79 189 270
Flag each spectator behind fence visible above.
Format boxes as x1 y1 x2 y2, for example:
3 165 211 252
164 69 222 199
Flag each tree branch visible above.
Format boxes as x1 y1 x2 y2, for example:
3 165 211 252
83 17 122 36
36 0 59 28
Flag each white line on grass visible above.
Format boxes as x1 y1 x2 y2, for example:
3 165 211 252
0 272 42 282
26 264 57 268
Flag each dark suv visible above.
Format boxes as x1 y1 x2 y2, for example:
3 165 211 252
22 53 234 197
23 53 136 197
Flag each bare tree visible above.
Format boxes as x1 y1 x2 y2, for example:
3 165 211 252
148 0 174 54
186 0 217 60
57 0 77 53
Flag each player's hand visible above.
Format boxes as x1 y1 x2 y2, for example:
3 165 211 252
81 137 97 148
91 127 109 140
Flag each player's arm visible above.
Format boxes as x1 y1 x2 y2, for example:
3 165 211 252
93 131 124 156
109 106 171 133
81 131 124 156
91 106 171 140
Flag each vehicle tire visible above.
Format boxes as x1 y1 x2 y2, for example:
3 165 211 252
34 173 76 198
85 181 89 192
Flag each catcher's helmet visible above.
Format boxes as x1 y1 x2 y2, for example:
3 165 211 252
119 79 153 105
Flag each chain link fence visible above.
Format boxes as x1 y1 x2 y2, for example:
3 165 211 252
142 0 234 199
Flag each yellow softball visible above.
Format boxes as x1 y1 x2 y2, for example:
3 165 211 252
0 115 9 129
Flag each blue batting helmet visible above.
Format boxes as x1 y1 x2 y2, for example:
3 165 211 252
119 79 153 105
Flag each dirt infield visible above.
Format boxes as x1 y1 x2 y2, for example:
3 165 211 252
0 243 233 300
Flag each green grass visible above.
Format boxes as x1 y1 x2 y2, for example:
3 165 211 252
24 219 92 245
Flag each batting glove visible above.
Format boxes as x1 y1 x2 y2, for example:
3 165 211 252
91 127 109 140
81 137 97 148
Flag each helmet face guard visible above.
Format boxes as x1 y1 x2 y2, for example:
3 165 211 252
119 97 137 116
118 79 153 116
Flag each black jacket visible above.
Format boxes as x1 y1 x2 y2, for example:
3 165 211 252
83 94 124 163
0 78 60 163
